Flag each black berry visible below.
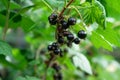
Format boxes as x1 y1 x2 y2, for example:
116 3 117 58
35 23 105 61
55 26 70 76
48 13 58 25
73 38 80 44
47 45 53 51
67 34 74 41
52 42 59 48
77 30 87 39
52 63 61 72
68 17 76 25
61 21 69 29
58 37 64 44
48 13 58 20
54 48 61 55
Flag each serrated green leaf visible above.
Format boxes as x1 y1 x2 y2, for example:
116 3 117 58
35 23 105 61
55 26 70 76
0 40 12 56
98 0 120 20
78 0 106 29
73 53 92 75
96 27 120 47
90 31 113 51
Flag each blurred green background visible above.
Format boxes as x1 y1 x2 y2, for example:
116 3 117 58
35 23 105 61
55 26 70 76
0 0 120 80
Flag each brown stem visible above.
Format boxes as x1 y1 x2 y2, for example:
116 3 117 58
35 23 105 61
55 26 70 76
2 0 11 40
58 0 74 19
43 54 56 80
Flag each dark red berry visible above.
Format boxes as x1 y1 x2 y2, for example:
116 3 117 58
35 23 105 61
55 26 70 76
54 48 61 55
61 21 69 29
68 17 76 25
73 38 80 44
67 34 74 41
47 45 53 51
77 30 87 39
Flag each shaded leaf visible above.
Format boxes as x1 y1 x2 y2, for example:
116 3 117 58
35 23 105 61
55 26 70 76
90 31 113 51
73 53 92 75
0 40 12 56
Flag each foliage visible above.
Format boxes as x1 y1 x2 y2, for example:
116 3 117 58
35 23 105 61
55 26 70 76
0 0 120 80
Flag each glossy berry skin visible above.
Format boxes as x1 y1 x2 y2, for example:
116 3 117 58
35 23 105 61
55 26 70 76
58 37 64 44
61 21 69 29
67 34 74 41
52 42 59 48
73 38 80 44
49 19 57 25
68 17 76 25
52 63 61 72
48 13 58 20
77 30 87 39
48 13 58 25
47 45 53 51
54 48 61 55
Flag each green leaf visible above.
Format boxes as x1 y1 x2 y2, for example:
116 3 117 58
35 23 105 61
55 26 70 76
0 40 12 56
90 31 113 51
78 0 106 29
21 17 35 32
10 1 21 9
16 76 40 80
73 53 92 75
96 27 120 47
98 0 120 20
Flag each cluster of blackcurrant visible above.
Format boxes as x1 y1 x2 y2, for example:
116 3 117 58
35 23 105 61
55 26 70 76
48 13 87 56
52 63 62 80
47 13 87 80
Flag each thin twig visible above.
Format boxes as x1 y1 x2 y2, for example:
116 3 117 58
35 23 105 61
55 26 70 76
2 0 11 40
58 0 74 18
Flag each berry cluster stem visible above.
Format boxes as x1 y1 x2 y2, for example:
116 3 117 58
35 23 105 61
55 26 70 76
2 0 11 40
58 0 74 19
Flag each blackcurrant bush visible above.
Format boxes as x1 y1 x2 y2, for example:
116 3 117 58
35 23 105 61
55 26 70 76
67 34 74 41
77 30 87 39
68 17 76 25
73 38 80 44
47 45 53 51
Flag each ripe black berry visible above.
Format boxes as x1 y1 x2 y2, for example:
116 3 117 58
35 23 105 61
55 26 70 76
52 42 59 48
48 13 58 25
48 13 58 20
68 17 76 25
58 37 64 44
61 21 69 29
49 19 57 25
52 63 61 72
73 38 80 44
67 34 74 41
77 30 87 39
54 48 61 55
47 45 53 51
